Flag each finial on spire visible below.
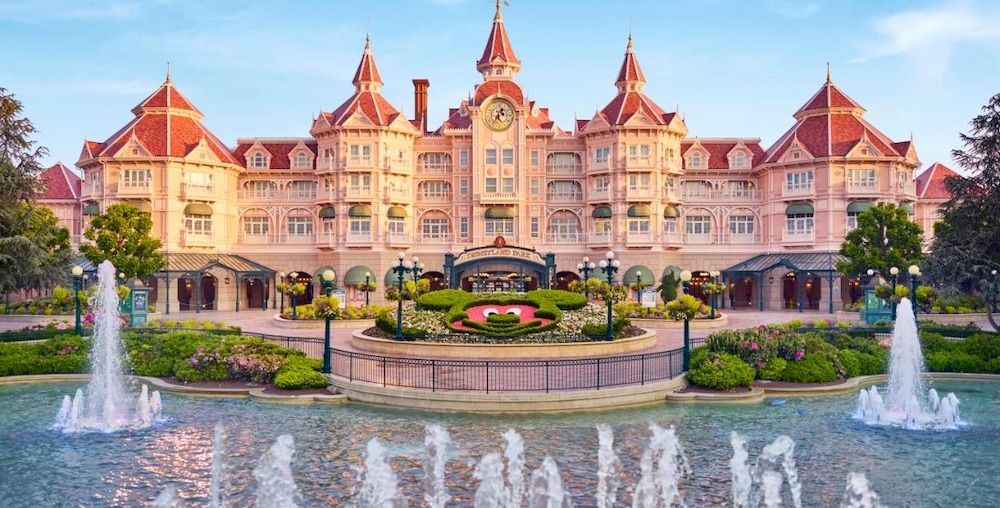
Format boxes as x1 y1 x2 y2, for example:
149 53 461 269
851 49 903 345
165 61 171 84
826 62 832 84
495 0 503 21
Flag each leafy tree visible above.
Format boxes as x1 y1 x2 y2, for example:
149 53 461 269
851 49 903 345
0 88 46 208
80 203 164 279
657 271 679 302
835 203 923 279
925 92 1000 294
0 204 72 292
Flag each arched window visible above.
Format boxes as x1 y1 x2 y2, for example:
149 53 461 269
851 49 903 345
691 152 702 168
295 152 308 169
734 152 746 168
252 152 266 168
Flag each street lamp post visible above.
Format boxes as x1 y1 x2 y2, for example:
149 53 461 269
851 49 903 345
289 272 299 320
992 269 999 313
709 270 720 319
908 265 921 325
680 270 693 371
390 252 416 341
889 266 900 320
576 256 595 300
278 271 285 314
364 271 371 307
598 251 621 341
72 265 83 336
321 269 335 374
635 271 643 303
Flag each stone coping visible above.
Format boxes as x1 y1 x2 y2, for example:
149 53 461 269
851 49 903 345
0 374 347 405
271 315 374 329
350 328 657 359
666 372 1000 403
631 313 728 329
328 373 687 413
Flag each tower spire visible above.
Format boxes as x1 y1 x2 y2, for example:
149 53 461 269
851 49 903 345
352 33 383 92
477 0 520 79
165 61 171 84
826 62 832 84
615 32 646 92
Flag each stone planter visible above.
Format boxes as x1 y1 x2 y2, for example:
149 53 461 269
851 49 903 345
271 315 375 329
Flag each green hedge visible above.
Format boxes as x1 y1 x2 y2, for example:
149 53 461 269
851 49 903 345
274 357 329 390
779 355 838 383
0 336 89 376
689 350 755 390
416 289 476 311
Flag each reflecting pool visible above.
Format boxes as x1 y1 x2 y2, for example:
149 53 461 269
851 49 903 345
0 380 997 507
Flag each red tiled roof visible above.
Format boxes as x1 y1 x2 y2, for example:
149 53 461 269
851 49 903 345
473 80 524 106
352 35 383 86
98 114 236 163
39 162 81 200
681 140 765 170
915 162 959 199
328 91 401 126
436 107 473 132
477 5 519 69
131 82 200 115
233 140 317 169
795 80 863 116
615 36 645 85
597 91 673 127
525 102 555 130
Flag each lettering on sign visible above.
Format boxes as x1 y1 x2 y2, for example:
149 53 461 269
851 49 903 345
454 247 545 265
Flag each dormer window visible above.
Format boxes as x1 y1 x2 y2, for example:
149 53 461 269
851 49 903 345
690 152 702 168
251 152 267 168
733 152 747 168
294 152 309 169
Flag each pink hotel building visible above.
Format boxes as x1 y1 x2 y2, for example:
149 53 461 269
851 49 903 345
44 5 956 314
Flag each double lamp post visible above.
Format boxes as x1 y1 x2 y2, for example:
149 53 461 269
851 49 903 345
390 252 423 341
598 251 621 341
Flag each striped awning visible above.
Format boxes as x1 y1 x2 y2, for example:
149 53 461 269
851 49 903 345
627 205 651 217
82 203 100 215
387 206 407 218
348 205 372 217
344 266 375 285
663 205 680 218
184 203 213 215
485 206 515 219
592 206 612 218
899 202 914 215
785 203 814 215
319 206 336 219
846 201 873 213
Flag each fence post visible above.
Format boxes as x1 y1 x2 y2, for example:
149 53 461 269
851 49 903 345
545 360 550 393
485 361 490 394
596 357 601 390
641 354 645 385
431 360 436 392
669 351 674 379
382 356 387 387
349 353 354 381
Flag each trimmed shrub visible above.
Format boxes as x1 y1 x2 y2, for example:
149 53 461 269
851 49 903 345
275 368 328 390
925 351 986 373
963 333 1000 361
172 359 228 383
855 350 888 376
779 355 838 383
526 290 588 310
838 349 861 378
758 358 787 381
416 289 476 311
689 352 755 390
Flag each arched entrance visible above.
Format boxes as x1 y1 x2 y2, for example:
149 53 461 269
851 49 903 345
732 276 756 307
444 245 556 292
421 271 446 291
244 278 270 310
178 278 194 311
289 271 313 303
555 271 579 291
782 272 822 310
688 270 711 304
200 274 217 310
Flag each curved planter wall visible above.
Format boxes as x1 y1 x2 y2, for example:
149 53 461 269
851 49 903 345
351 329 657 359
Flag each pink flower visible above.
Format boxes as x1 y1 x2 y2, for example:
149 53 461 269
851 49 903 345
794 350 804 360
750 342 759 350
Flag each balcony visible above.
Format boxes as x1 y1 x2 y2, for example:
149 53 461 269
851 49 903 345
387 232 412 246
589 188 610 200
480 191 518 202
546 192 583 202
346 186 372 199
81 183 98 197
386 188 410 202
237 233 274 245
898 182 917 196
117 180 151 197
181 230 215 247
682 190 763 202
278 233 316 245
726 233 762 244
782 183 815 198
782 229 816 244
663 231 684 245
181 183 215 201
545 162 583 175
589 158 610 171
626 231 654 244
544 232 582 244
685 232 715 245
626 186 655 200
346 156 372 168
417 162 452 174
589 231 612 245
415 233 454 244
625 155 654 168
847 180 880 196
662 188 678 202
386 159 411 173
236 190 317 202
419 192 452 202
346 232 372 245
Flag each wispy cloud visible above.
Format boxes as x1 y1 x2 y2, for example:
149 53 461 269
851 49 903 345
854 1 1000 79
0 0 139 20
766 0 820 19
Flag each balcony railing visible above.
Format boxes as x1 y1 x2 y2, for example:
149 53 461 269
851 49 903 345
626 231 653 243
545 163 583 175
347 155 372 168
681 190 763 202
386 188 410 201
346 232 372 244
387 232 411 245
626 186 655 199
181 230 215 246
480 192 518 201
278 233 316 245
544 232 582 244
589 232 612 244
590 188 610 200
589 159 610 171
685 232 715 245
346 186 372 199
81 183 98 196
898 182 917 195
182 183 215 200
847 180 879 194
237 233 273 245
782 183 814 198
236 190 316 202
118 180 150 195
663 232 684 244
546 192 582 202
782 229 816 243
415 233 454 244
727 232 762 244
663 188 678 202
419 192 452 202
315 231 336 248
626 155 654 168
417 162 452 173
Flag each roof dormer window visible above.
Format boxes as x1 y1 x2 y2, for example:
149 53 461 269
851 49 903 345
294 152 309 169
690 152 703 168
733 152 747 169
251 152 267 168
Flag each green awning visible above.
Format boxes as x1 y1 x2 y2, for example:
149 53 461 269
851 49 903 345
344 266 375 285
485 206 515 219
319 206 336 219
82 203 100 215
622 265 653 284
899 202 914 215
663 205 680 218
184 203 213 215
348 205 372 217
592 206 612 218
387 206 407 218
785 203 814 215
846 201 873 213
130 201 152 214
627 204 651 217
314 267 336 284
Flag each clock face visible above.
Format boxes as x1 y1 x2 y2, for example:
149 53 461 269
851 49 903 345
484 99 515 131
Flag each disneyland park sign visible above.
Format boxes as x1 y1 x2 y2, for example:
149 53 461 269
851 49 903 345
453 245 546 265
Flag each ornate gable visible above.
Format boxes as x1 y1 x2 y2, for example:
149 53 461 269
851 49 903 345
777 135 815 164
113 131 152 158
185 137 221 163
847 132 884 158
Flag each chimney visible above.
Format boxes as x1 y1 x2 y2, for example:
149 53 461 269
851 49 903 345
412 79 429 133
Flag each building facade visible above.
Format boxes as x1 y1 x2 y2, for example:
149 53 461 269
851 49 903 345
63 4 949 314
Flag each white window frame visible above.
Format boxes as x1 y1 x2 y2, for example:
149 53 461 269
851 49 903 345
729 215 755 234
501 148 514 165
485 218 514 236
685 216 711 234
287 216 314 235
422 217 450 238
485 148 497 165
459 149 469 167
785 214 814 232
185 214 212 234
243 216 269 235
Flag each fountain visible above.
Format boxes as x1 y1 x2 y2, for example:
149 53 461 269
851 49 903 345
53 260 162 433
854 298 964 429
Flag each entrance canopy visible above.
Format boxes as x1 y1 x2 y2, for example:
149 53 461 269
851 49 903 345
721 252 845 277
153 253 275 280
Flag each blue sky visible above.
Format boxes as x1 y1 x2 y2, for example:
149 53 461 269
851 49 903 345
2 0 999 174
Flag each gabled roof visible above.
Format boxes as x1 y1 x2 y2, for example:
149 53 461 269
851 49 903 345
38 162 81 200
615 34 646 87
721 251 846 275
589 35 678 129
473 80 524 106
131 77 201 117
915 162 959 200
477 2 519 71
352 34 383 87
96 113 237 163
681 139 766 170
233 139 318 170
325 91 402 127
765 77 905 163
